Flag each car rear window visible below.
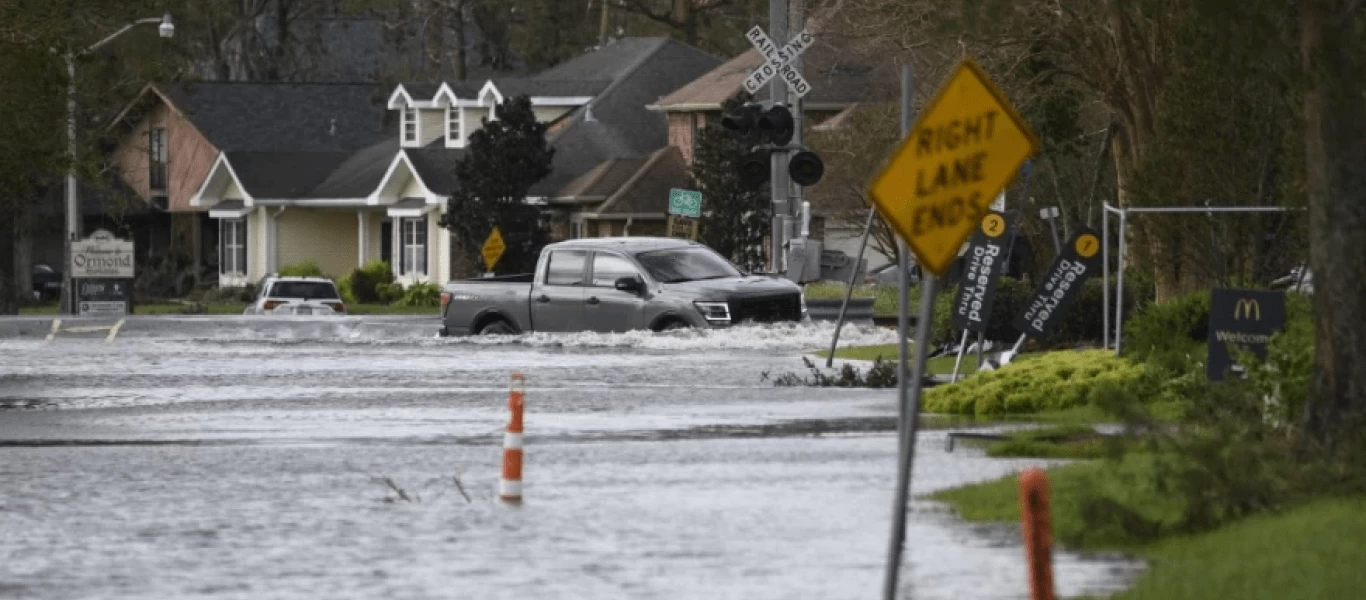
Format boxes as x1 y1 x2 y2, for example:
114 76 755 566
268 281 339 299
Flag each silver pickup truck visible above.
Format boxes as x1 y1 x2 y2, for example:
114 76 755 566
438 237 807 335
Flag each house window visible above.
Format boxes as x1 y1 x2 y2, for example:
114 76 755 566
402 105 418 145
446 106 460 146
400 216 427 276
149 127 167 190
218 218 247 276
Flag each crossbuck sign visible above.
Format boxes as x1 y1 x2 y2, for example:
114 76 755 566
742 26 815 98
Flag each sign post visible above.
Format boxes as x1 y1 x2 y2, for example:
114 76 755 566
69 229 135 316
871 58 1040 600
481 227 506 273
1207 288 1286 380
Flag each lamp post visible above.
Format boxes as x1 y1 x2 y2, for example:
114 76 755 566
60 12 174 315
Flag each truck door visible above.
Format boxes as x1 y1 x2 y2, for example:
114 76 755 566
531 249 587 332
584 251 648 332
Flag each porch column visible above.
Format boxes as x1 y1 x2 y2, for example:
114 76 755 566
357 211 368 267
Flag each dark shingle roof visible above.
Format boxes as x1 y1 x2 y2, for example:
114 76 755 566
224 151 353 198
306 137 401 198
554 157 649 201
491 78 610 98
530 38 722 197
399 82 442 100
160 82 389 152
406 146 467 194
594 147 689 215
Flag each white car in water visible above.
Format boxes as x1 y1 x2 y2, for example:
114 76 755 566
243 276 347 316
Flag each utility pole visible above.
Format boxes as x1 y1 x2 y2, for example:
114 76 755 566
789 0 804 245
768 0 789 273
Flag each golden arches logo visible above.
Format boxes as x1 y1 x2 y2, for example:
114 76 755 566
1233 298 1261 321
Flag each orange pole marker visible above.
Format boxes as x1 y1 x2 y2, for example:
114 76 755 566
1019 467 1055 600
499 372 526 503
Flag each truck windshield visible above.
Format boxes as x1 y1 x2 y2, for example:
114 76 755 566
269 281 340 299
635 247 742 283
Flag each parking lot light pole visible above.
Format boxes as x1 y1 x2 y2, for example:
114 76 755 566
61 13 174 315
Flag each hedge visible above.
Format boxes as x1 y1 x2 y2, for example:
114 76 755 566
922 350 1152 416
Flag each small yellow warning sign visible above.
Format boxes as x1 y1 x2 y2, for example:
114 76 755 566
868 58 1040 277
481 227 506 271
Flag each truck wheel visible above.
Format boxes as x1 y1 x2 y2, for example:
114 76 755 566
656 318 690 332
478 319 517 335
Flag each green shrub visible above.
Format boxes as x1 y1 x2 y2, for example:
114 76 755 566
336 274 357 304
394 282 441 307
278 260 325 277
346 260 395 304
1121 290 1210 372
923 349 1154 416
374 282 404 304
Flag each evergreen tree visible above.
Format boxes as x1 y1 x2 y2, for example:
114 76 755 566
439 95 554 277
691 94 770 272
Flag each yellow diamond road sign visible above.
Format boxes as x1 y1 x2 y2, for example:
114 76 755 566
868 58 1040 277
481 227 506 271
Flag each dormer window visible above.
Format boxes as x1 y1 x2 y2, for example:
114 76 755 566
446 106 462 147
402 105 418 146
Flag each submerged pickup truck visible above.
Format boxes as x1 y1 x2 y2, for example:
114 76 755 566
438 237 807 336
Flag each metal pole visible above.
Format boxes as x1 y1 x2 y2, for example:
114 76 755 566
1114 210 1127 356
975 330 985 372
882 62 917 600
790 0 804 238
949 329 969 381
62 53 79 316
1046 214 1062 256
884 274 933 600
825 206 877 368
768 0 789 273
1102 203 1109 350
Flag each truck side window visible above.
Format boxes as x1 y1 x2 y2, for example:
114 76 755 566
590 253 639 287
544 250 587 286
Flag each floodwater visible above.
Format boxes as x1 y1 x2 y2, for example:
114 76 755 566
0 316 1142 599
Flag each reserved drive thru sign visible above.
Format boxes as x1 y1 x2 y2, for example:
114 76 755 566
950 210 1015 333
1013 228 1102 341
868 58 1040 277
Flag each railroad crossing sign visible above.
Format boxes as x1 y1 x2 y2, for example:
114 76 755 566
868 58 1041 277
668 188 703 218
741 26 815 98
481 227 506 271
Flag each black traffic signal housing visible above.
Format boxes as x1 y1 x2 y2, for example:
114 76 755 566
721 101 823 188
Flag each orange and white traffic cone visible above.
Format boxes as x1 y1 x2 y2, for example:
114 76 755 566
499 372 526 503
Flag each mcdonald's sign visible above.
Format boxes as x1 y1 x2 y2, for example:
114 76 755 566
1233 298 1261 321
1207 288 1286 381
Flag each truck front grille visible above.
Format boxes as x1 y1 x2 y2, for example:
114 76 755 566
729 294 802 324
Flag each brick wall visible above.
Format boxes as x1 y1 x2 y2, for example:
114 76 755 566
114 101 219 213
666 112 712 166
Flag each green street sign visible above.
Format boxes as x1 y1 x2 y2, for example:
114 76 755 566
668 188 703 218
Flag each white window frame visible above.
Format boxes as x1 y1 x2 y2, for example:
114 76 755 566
219 218 247 276
445 106 464 148
401 216 428 276
149 127 168 190
402 105 418 146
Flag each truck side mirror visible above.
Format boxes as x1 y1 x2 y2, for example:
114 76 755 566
614 276 643 294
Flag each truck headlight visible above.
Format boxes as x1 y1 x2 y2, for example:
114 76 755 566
694 301 731 322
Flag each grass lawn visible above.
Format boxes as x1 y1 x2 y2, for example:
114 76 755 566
802 281 900 317
932 460 1366 599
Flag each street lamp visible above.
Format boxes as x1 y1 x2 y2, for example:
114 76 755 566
61 12 174 315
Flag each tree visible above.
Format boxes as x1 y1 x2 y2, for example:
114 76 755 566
438 95 554 277
691 95 770 272
1299 0 1366 442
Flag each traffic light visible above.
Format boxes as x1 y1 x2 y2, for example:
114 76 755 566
720 101 824 187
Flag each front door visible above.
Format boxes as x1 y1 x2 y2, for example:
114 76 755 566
531 249 586 332
584 251 646 332
380 220 392 266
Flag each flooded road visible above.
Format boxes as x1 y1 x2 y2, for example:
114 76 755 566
0 317 1141 599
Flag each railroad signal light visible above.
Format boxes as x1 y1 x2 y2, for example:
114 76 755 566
788 150 824 187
